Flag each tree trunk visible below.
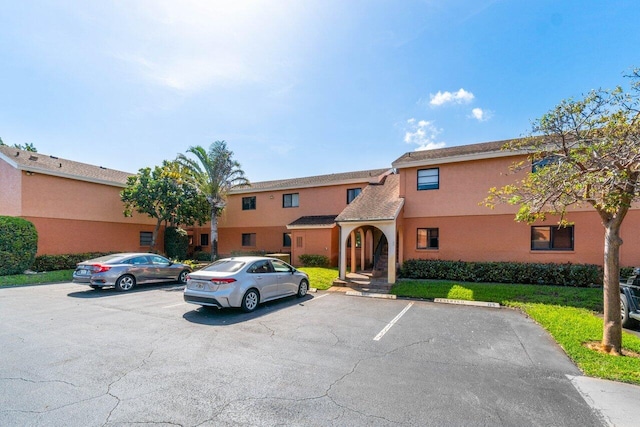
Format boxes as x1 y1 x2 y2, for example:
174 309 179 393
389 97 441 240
210 208 218 262
602 222 623 354
150 219 162 254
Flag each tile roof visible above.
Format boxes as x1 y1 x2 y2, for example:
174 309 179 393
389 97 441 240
392 139 520 168
335 174 403 222
0 146 133 187
288 215 338 228
232 168 392 194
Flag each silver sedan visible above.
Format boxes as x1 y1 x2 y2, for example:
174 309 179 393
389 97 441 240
73 253 191 291
183 256 309 312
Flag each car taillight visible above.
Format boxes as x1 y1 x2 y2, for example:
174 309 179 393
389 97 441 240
210 278 236 285
92 264 111 273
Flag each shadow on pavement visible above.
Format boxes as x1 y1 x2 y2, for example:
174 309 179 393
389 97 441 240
182 294 315 325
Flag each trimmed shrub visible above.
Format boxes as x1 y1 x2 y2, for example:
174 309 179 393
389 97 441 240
298 254 329 267
165 227 189 260
398 259 603 287
193 251 212 261
32 252 116 272
0 216 38 275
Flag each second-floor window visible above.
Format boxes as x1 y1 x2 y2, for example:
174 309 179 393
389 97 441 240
283 193 299 208
242 196 256 210
347 188 362 204
417 168 439 190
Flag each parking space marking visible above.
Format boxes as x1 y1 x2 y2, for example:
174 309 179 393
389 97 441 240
373 302 414 341
163 302 188 308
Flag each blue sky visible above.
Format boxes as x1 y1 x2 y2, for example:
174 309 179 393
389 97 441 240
2 1 639 182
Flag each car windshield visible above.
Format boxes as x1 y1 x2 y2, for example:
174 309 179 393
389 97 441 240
202 260 245 273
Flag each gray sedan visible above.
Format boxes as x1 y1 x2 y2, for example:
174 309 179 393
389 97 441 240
183 256 309 312
73 253 191 291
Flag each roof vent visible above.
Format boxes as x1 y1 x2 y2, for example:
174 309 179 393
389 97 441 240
15 151 19 157
59 163 62 168
50 155 58 159
99 166 107 169
29 155 38 161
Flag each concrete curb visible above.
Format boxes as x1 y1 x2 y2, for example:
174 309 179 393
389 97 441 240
434 298 501 308
345 290 397 299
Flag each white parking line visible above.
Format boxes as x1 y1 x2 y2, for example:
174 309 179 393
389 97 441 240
373 302 414 341
163 302 188 308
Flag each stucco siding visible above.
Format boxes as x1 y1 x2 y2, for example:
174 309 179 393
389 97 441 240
0 160 22 216
402 210 640 267
25 216 163 256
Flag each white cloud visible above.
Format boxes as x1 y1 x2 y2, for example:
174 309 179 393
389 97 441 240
429 88 475 106
403 118 446 151
470 107 492 122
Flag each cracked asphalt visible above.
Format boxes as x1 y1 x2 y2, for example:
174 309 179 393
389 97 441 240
0 282 606 426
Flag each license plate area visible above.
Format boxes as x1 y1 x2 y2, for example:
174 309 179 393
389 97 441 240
191 280 207 290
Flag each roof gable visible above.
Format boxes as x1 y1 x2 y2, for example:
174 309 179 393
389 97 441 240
0 146 132 187
335 174 403 222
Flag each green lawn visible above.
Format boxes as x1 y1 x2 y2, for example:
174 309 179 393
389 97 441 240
299 267 338 290
0 269 74 286
392 279 640 385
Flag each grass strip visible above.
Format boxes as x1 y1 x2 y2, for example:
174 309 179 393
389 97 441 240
392 279 640 385
0 270 74 287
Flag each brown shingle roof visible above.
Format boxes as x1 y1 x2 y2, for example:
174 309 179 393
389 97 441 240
335 174 403 222
0 146 133 186
392 139 519 168
232 168 392 194
288 215 338 228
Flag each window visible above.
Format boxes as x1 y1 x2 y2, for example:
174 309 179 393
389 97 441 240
417 228 439 249
531 226 574 250
347 188 362 204
272 259 292 273
242 196 256 210
200 233 209 247
283 233 292 248
242 233 256 247
248 260 272 273
532 156 560 173
417 168 439 190
283 193 299 208
140 232 153 246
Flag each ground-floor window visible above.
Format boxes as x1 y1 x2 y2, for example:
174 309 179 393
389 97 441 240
417 228 439 249
200 233 209 247
242 233 256 247
283 233 291 247
140 231 153 246
531 225 574 250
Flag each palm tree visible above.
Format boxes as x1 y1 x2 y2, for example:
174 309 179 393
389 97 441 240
177 141 249 261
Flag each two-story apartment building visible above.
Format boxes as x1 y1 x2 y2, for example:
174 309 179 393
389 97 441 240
2 140 639 284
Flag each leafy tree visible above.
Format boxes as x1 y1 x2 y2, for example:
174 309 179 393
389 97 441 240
486 70 640 354
121 161 209 252
0 216 38 275
177 141 249 261
0 137 37 152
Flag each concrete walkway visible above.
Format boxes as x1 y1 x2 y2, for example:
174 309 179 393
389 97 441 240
569 375 640 427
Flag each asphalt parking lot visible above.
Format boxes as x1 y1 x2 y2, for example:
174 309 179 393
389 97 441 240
0 282 606 426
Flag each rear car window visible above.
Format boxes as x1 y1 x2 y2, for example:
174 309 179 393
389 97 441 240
202 260 245 273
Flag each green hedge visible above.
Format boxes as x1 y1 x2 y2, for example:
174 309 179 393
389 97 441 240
399 259 603 287
165 227 189 260
298 254 329 267
32 252 116 272
0 216 38 275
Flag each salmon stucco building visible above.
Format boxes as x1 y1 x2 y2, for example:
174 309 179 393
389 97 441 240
1 140 639 283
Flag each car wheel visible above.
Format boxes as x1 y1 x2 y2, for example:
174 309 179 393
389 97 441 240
621 293 638 329
241 289 259 313
178 270 189 284
89 285 103 290
115 275 136 292
297 279 309 298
